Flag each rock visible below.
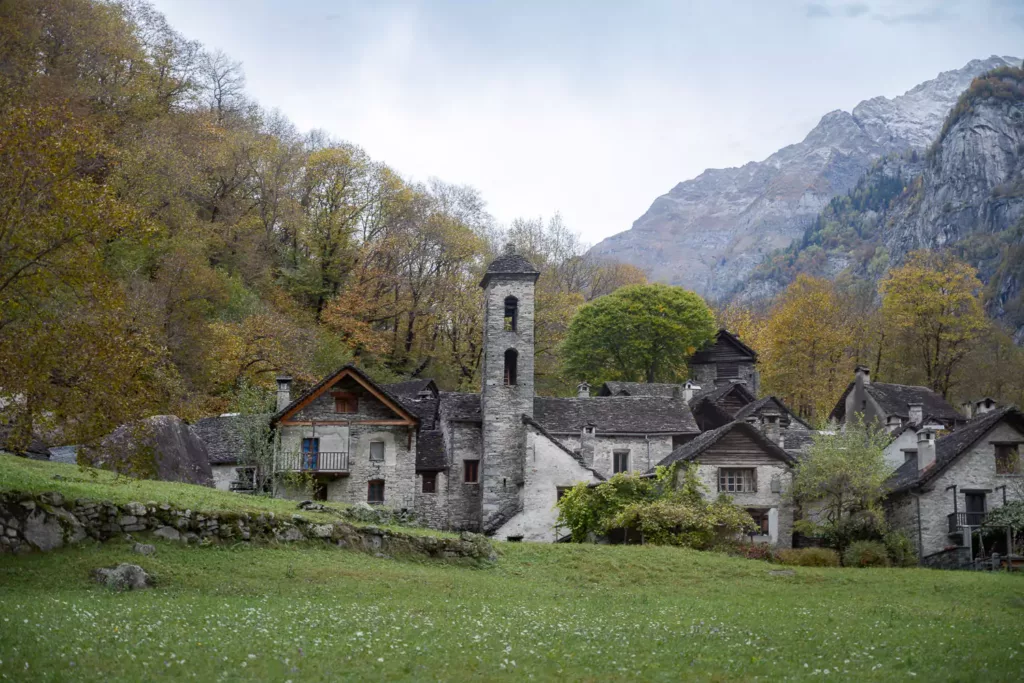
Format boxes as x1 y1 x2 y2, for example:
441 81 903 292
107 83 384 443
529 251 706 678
92 563 152 591
39 492 64 507
117 516 138 527
309 524 333 538
85 415 215 487
153 526 182 542
22 509 63 551
51 507 87 545
19 500 35 511
124 502 147 516
132 542 156 556
276 527 303 542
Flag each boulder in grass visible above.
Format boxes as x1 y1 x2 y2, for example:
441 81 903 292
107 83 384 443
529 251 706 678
92 563 153 591
85 416 214 487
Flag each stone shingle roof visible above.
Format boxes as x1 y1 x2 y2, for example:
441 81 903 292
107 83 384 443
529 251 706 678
384 379 438 399
480 252 540 286
888 407 1024 493
598 382 685 398
394 396 439 430
533 396 699 434
734 396 813 430
688 382 755 409
439 392 483 423
780 430 815 457
830 381 963 424
192 415 264 465
690 329 758 364
415 430 446 471
654 420 795 469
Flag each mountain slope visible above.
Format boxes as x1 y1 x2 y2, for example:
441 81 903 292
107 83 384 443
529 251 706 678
739 65 1024 341
591 56 1020 299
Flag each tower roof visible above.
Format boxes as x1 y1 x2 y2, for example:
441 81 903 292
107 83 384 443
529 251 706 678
480 246 540 287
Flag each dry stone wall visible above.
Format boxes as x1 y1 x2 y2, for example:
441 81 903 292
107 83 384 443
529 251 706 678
0 491 496 563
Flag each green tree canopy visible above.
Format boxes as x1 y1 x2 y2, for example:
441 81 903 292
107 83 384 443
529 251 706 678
561 284 716 385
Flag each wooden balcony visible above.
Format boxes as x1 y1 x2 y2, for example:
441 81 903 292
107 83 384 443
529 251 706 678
948 511 986 534
277 451 350 474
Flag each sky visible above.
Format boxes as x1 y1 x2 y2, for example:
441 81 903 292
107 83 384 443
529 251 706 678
150 0 1024 244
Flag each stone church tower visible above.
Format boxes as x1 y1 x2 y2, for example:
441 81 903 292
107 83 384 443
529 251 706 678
479 245 539 532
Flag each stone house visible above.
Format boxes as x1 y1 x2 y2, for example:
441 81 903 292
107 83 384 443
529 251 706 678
829 365 966 433
886 406 1024 565
689 329 761 396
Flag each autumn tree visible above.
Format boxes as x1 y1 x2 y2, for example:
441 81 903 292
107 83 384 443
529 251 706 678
562 284 716 385
880 251 987 398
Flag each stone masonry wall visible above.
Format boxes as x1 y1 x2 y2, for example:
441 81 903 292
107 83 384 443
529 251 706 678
0 491 495 562
444 422 484 531
692 463 794 548
559 434 675 479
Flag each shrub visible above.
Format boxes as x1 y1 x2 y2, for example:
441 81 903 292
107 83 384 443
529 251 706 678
776 548 840 567
883 531 918 567
843 541 891 568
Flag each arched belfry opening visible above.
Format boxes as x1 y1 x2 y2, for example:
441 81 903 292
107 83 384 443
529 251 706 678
503 296 518 331
503 348 518 386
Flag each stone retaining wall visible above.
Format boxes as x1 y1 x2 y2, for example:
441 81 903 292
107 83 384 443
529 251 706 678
0 491 496 563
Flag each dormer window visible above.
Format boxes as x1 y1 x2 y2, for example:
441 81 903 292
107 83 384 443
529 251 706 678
503 296 518 331
333 391 358 414
504 348 518 385
583 425 596 436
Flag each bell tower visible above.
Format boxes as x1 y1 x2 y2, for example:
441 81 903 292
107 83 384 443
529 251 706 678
479 244 539 532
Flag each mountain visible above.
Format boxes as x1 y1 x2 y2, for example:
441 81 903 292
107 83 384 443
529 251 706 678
590 56 1021 300
738 64 1024 341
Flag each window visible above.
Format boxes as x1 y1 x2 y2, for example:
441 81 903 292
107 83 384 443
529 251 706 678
503 296 518 331
903 449 918 463
583 425 596 436
422 472 437 493
718 468 756 493
464 459 480 483
369 440 385 462
503 349 518 386
556 486 571 501
613 451 630 474
367 479 385 504
301 437 319 470
747 508 770 535
333 391 358 414
995 444 1020 474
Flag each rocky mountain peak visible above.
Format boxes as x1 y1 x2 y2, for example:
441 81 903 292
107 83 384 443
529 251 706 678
590 56 1022 300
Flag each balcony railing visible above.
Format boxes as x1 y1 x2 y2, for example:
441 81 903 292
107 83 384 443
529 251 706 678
948 511 987 533
277 451 350 474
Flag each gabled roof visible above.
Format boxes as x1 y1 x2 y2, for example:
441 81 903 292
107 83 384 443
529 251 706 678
272 364 418 425
829 381 963 424
533 396 700 434
523 415 606 481
654 420 795 469
597 381 685 398
734 396 813 430
889 407 1024 493
192 415 254 465
690 329 758 364
688 381 756 409
480 251 540 287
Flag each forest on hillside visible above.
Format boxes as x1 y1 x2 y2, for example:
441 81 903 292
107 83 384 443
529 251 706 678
0 0 645 449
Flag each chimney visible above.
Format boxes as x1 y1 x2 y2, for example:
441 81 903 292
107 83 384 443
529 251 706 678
908 403 923 426
579 423 596 467
854 365 871 387
975 398 996 415
917 427 936 471
576 381 590 398
276 376 293 412
760 411 781 445
681 380 700 402
960 401 973 419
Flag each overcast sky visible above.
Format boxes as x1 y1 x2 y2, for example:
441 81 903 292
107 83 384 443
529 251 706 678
150 0 1024 244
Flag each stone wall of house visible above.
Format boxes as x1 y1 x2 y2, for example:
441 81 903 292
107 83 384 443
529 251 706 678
886 492 921 556
291 376 399 422
920 546 973 570
414 471 448 529
910 421 1024 557
0 491 495 562
444 422 484 531
884 429 919 470
480 275 535 533
559 434 675 478
691 463 794 548
211 464 237 492
493 426 602 542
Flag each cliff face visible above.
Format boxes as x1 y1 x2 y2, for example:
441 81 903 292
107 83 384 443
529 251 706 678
590 56 1020 300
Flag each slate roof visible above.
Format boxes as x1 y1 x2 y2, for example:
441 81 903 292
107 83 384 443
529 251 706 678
690 329 758 364
533 396 700 434
415 430 447 471
888 407 1024 493
439 392 483 423
654 420 795 469
688 382 756 409
480 252 540 286
780 430 815 456
829 381 963 424
598 382 685 398
384 379 438 399
192 415 266 465
734 396 813 430
394 396 439 430
522 416 606 480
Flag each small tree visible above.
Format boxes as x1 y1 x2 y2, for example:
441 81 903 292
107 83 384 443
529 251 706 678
561 284 716 385
790 417 893 546
229 381 277 495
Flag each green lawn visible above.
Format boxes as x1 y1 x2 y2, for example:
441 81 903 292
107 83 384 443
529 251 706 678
1 539 1022 682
